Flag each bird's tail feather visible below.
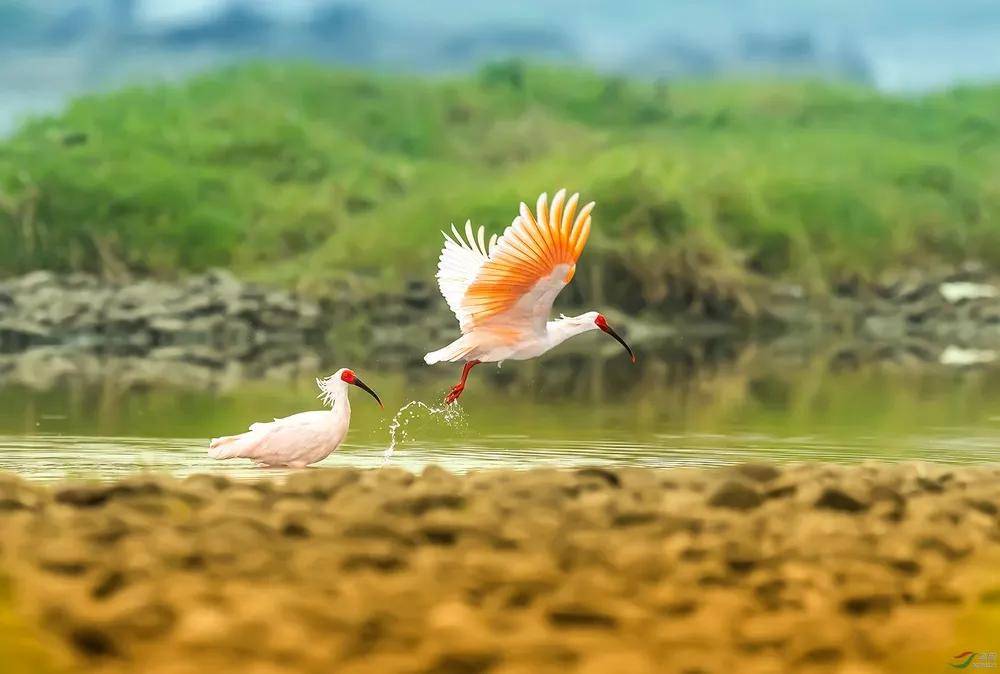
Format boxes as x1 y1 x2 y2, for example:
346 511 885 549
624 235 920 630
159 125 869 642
424 336 475 364
208 432 259 460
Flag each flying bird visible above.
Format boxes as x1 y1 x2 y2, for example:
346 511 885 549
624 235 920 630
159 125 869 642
425 189 635 404
208 368 382 467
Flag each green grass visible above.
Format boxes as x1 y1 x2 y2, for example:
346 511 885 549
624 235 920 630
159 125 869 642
0 61 997 305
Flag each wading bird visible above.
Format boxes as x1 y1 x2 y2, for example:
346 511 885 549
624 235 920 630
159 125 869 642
425 189 635 404
208 369 382 467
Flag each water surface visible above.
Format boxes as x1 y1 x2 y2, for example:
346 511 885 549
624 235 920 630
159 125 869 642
1 344 998 481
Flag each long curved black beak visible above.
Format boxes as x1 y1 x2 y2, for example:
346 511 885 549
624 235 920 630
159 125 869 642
352 377 383 409
599 322 636 364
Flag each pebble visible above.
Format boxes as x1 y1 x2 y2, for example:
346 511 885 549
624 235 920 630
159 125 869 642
708 480 763 510
814 487 869 513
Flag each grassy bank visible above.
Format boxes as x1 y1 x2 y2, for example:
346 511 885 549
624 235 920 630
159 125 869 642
1 62 998 304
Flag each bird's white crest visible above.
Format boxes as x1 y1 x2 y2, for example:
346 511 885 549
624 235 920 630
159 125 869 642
316 378 335 407
316 375 343 407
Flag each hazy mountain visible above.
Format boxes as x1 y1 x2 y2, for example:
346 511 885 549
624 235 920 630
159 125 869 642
1 0 998 133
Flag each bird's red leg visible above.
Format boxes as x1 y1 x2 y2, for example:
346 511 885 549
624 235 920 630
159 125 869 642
444 360 480 405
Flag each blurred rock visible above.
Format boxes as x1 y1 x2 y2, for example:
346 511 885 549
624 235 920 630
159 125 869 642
708 480 762 510
858 265 1000 349
815 487 869 513
0 271 323 358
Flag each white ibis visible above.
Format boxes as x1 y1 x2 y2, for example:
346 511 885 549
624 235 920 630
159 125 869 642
425 189 635 404
208 368 382 467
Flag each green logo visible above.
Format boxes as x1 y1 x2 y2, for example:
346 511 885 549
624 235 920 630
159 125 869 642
953 653 978 669
952 652 998 669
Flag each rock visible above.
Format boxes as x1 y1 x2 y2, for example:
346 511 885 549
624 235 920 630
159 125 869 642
256 309 297 329
263 291 299 314
12 270 57 292
54 484 111 508
148 317 188 334
63 273 99 290
877 270 933 302
862 315 907 340
426 651 499 674
0 317 51 340
298 300 321 325
798 646 843 663
69 625 118 656
732 462 781 483
917 536 969 560
815 487 869 513
341 549 406 572
886 558 920 575
708 480 762 510
112 601 177 639
163 292 219 318
939 281 998 303
841 593 894 615
966 498 998 516
203 268 242 295
939 345 997 366
575 467 621 488
547 603 618 629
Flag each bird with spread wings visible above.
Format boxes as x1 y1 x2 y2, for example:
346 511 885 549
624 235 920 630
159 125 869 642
425 188 636 404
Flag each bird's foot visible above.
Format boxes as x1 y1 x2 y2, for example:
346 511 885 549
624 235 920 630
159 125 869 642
443 384 465 405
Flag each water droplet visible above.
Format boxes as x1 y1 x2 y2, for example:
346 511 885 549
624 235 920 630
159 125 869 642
383 401 466 464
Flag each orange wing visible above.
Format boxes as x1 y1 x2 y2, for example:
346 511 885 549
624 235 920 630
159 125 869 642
461 189 594 332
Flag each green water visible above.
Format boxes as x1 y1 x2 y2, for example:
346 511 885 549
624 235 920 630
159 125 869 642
1 343 998 481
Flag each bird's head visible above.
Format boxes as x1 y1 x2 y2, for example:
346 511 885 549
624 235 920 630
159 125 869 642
317 368 383 409
587 312 636 364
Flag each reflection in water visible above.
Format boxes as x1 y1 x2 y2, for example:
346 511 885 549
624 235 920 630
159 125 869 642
1 338 999 481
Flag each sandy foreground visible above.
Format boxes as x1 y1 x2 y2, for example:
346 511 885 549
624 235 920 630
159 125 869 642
1 462 998 674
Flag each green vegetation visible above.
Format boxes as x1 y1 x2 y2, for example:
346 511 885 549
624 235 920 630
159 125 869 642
0 62 997 303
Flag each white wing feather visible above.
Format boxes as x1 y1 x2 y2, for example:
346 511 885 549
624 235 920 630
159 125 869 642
435 220 497 331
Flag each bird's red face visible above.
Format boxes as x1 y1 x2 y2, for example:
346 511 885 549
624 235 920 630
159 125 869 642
340 369 382 409
594 314 636 364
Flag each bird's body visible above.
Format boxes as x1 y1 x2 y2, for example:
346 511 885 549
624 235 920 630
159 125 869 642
209 408 350 468
425 311 602 364
208 368 382 467
425 189 635 403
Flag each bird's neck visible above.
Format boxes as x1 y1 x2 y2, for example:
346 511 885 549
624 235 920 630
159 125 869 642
545 314 597 350
320 382 351 420
333 394 350 415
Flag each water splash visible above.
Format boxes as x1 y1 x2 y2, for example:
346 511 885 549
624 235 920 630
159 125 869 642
383 400 466 464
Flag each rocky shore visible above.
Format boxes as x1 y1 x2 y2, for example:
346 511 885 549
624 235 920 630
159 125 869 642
1 462 998 673
0 271 323 358
2 265 999 369
851 266 1000 350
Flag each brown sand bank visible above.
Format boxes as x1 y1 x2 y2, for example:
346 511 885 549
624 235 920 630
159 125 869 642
0 462 998 674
